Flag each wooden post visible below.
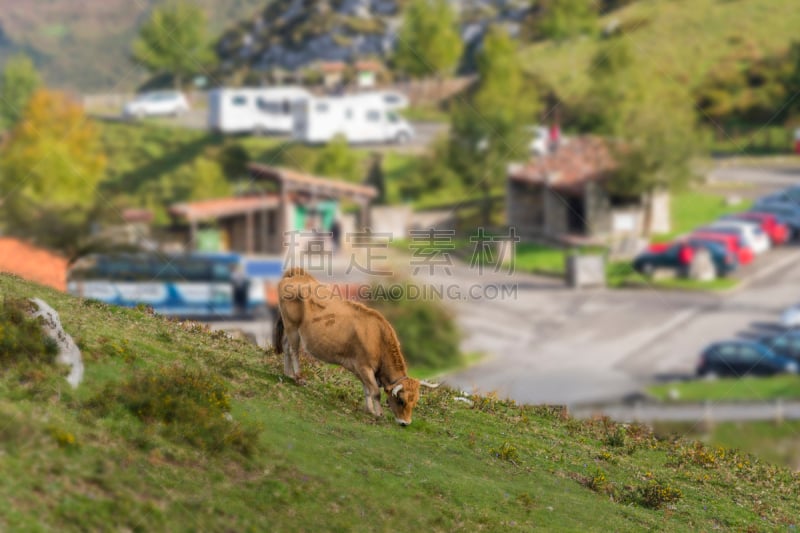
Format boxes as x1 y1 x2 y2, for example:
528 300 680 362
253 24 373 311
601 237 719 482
189 219 198 252
245 210 254 254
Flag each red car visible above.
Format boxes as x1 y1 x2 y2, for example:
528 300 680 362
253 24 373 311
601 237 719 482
724 212 789 245
690 231 754 265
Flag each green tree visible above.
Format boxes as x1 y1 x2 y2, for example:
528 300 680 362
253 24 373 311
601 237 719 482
312 135 361 182
0 54 40 131
446 26 539 225
588 45 698 235
393 0 463 79
580 38 637 133
535 0 598 41
132 1 215 89
0 90 107 257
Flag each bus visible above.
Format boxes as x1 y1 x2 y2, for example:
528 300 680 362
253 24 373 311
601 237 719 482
66 253 281 318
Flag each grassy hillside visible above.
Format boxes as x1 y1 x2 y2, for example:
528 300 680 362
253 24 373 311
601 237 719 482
0 0 269 91
521 0 800 105
2 273 799 530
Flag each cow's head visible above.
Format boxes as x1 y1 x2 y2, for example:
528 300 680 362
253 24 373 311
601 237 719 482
386 377 420 426
385 379 440 426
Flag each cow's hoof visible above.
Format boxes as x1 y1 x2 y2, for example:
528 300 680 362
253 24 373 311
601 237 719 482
293 376 307 386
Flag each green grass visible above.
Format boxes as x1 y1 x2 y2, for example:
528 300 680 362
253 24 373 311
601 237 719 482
401 105 450 123
703 126 796 156
649 375 800 403
513 243 607 277
3 273 800 529
654 189 754 242
605 261 739 292
520 0 800 104
653 420 800 470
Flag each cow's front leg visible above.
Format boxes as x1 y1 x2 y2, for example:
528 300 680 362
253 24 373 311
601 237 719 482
357 370 383 418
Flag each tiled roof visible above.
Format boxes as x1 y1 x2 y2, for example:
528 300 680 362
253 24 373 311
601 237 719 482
170 195 280 222
248 163 378 200
318 61 347 73
355 60 383 71
0 238 68 291
508 136 616 191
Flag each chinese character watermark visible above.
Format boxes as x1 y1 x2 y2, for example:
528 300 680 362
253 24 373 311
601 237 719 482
409 228 455 275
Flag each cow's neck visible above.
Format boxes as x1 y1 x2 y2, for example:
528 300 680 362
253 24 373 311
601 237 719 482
378 360 408 388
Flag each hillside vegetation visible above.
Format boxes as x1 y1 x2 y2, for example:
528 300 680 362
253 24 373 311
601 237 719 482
0 0 269 91
521 0 800 106
1 273 799 530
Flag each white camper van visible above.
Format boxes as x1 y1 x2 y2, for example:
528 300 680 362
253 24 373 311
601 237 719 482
293 93 414 145
208 87 312 134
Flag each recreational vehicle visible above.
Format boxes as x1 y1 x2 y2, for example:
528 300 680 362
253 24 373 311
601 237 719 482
293 93 415 145
208 87 312 134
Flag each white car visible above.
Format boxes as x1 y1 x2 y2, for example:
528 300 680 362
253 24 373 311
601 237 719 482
123 91 190 119
781 304 800 328
706 220 771 255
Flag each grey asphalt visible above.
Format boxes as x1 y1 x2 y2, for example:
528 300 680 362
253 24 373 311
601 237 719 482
92 110 446 153
571 400 800 423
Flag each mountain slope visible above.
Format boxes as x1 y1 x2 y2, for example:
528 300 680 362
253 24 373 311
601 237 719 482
519 0 800 107
0 0 269 91
1 272 799 530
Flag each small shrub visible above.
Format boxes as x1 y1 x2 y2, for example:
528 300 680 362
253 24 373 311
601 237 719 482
369 284 462 372
0 297 59 368
49 426 78 449
633 479 682 509
491 442 520 464
604 426 627 448
586 468 610 493
91 364 258 455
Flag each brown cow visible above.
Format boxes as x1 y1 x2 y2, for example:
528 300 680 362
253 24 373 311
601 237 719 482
273 267 437 425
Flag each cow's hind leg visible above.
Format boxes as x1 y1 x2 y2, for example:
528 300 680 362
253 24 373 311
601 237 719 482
282 327 304 384
357 369 383 418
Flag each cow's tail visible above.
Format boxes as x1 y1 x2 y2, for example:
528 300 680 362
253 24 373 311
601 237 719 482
273 314 285 354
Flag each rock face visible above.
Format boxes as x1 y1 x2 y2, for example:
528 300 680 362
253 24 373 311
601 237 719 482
215 0 532 77
28 298 84 389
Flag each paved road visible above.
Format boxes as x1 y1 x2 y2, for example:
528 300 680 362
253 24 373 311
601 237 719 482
571 400 800 423
92 111 446 153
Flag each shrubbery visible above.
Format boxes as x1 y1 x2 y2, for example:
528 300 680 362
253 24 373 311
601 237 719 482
91 364 258 456
0 297 58 368
369 284 462 372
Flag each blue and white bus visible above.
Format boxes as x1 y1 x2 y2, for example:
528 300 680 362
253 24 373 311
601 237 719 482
67 253 282 318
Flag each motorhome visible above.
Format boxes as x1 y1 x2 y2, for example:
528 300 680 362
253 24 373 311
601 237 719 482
208 87 312 134
293 93 414 145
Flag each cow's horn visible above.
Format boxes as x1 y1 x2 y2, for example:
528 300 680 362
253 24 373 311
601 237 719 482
392 384 403 397
420 380 440 389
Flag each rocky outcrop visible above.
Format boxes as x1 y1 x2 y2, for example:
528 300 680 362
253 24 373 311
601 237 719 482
215 0 532 77
28 298 84 389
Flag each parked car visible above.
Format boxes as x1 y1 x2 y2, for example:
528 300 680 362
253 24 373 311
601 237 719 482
696 340 799 378
689 231 754 265
123 90 190 119
759 331 800 361
633 240 736 278
750 203 800 240
757 185 800 206
700 220 771 255
722 212 789 245
780 303 800 328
